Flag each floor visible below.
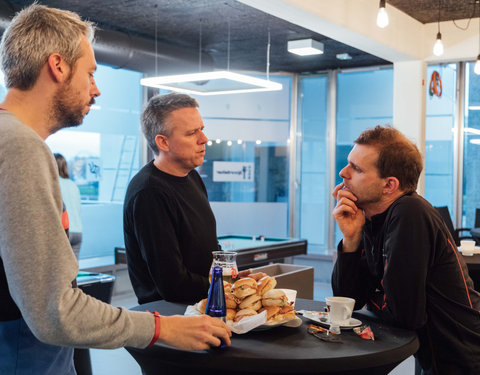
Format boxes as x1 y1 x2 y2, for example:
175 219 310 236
88 281 415 375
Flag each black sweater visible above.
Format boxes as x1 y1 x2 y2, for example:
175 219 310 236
332 192 480 374
124 162 217 305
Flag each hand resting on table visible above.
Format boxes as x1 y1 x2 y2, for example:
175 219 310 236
157 315 232 350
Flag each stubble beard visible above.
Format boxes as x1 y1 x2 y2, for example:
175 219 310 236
49 82 90 135
355 189 383 210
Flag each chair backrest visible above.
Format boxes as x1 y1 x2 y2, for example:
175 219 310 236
475 208 480 228
434 206 456 242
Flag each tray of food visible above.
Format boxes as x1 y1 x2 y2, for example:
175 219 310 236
188 273 301 333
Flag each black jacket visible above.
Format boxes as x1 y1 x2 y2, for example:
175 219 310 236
332 192 480 374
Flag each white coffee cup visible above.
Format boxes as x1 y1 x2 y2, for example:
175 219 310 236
325 296 355 326
460 240 475 255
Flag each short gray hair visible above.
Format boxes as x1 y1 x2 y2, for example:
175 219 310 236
0 4 95 90
141 93 199 155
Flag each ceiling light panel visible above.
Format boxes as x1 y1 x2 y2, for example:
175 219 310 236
287 39 324 56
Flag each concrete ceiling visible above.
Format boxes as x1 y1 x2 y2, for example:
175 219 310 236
3 0 480 74
390 0 480 24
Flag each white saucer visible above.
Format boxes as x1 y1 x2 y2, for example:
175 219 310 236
302 311 362 329
458 246 480 255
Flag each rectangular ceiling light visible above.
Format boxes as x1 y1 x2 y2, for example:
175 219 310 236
287 39 324 56
140 71 283 95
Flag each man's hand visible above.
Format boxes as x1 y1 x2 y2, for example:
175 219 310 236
332 182 365 252
158 315 232 350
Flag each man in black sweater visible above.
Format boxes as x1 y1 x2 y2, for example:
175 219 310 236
332 126 480 374
124 93 217 304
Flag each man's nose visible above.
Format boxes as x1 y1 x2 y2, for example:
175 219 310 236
91 79 101 98
339 165 349 179
199 131 208 144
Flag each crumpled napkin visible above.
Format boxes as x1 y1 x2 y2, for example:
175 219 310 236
184 303 267 334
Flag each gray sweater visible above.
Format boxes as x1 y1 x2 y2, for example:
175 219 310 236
0 111 153 349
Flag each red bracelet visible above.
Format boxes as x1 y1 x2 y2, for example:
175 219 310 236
147 310 161 347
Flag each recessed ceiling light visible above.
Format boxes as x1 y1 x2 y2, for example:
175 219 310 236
287 39 324 56
336 53 352 60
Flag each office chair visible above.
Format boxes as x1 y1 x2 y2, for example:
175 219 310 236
475 208 480 228
434 206 474 246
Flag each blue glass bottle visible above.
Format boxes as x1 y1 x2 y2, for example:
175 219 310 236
205 266 227 348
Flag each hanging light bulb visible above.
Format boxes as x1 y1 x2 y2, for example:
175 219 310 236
433 0 443 57
475 55 480 75
376 0 389 28
433 32 444 56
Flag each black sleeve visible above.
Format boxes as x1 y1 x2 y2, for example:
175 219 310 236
372 203 430 329
131 189 209 303
331 240 372 311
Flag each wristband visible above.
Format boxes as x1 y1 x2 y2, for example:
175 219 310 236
147 310 161 347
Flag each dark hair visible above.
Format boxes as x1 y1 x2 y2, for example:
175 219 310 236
54 153 70 179
141 92 199 155
354 125 423 193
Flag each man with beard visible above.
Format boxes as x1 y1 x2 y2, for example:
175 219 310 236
331 125 480 374
0 4 230 374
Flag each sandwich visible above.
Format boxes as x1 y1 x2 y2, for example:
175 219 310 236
232 277 257 298
262 289 289 307
234 308 257 322
247 272 268 281
259 305 296 323
226 308 236 321
257 276 277 295
225 292 240 309
223 281 232 294
275 305 296 322
238 294 262 311
258 306 281 321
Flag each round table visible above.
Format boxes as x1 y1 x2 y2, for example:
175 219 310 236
126 299 419 375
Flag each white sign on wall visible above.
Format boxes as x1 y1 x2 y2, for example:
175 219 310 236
213 161 254 182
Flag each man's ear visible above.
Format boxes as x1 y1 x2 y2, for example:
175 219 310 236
155 134 169 152
47 53 69 83
383 176 400 194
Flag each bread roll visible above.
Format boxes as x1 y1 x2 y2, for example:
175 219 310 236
257 276 277 295
262 289 288 307
238 294 262 311
225 292 240 309
226 308 236 321
234 308 257 322
232 277 257 298
259 306 281 321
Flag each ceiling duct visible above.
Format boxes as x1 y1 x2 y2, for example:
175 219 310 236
94 28 214 76
0 4 214 76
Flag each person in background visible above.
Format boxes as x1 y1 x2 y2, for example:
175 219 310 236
124 93 217 305
55 153 83 259
331 125 480 374
0 5 230 374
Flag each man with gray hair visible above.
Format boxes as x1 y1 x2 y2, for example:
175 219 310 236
124 92 217 305
0 5 230 374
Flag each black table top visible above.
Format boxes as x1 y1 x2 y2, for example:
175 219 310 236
127 299 419 375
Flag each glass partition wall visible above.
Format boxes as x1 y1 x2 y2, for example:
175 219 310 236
463 63 480 228
424 65 456 217
2 60 476 263
46 64 143 260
